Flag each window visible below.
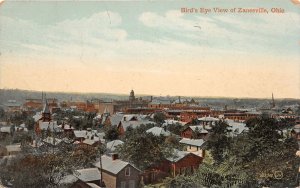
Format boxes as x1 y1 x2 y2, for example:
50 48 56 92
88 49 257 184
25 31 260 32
129 180 135 188
125 167 131 176
121 181 126 188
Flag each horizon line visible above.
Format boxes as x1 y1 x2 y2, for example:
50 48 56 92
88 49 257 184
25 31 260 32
1 88 299 100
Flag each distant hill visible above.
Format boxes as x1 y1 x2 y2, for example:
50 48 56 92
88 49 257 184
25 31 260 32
0 89 129 104
0 89 299 109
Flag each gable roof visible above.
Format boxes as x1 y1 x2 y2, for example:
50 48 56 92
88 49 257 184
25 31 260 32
43 137 62 146
119 120 155 131
74 168 101 182
109 114 124 126
146 126 171 136
94 155 140 175
179 138 205 147
225 119 248 134
167 149 201 162
38 121 59 131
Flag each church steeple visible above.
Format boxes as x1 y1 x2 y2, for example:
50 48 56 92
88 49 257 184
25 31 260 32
42 98 51 122
271 93 275 108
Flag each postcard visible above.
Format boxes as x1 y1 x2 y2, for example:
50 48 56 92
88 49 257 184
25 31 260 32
0 0 299 188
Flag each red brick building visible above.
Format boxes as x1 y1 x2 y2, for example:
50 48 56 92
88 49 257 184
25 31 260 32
143 150 203 184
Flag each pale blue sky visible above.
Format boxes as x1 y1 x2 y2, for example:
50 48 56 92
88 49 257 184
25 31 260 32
0 0 299 98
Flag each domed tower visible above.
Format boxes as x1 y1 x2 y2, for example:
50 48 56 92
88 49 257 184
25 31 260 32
129 90 135 103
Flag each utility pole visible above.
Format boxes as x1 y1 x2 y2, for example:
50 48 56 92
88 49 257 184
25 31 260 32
99 140 105 187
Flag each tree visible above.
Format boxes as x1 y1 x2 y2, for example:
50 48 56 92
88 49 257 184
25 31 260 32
117 129 173 171
166 123 182 135
104 125 119 141
206 120 232 164
153 112 166 125
0 140 97 187
0 107 5 120
165 135 182 150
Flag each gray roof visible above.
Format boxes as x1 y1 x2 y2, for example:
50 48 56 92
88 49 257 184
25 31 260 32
94 155 140 175
198 116 219 122
167 149 200 162
0 126 28 133
120 120 156 131
146 127 171 136
225 119 248 135
42 101 50 114
74 168 101 182
6 144 21 153
39 121 59 131
43 137 62 146
110 114 124 126
106 140 124 152
179 138 205 147
294 124 300 133
33 113 42 122
149 99 172 105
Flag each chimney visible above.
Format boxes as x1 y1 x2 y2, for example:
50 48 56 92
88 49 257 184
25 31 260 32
112 153 118 160
150 96 153 102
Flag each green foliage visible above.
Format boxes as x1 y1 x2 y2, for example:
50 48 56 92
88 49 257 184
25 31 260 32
0 141 97 188
104 125 119 141
206 120 232 164
166 123 182 135
167 116 300 187
153 112 166 125
165 135 182 150
117 128 173 171
0 107 5 120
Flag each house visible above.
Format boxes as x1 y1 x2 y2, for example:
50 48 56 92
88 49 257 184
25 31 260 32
58 123 75 137
291 124 300 140
42 136 63 147
94 155 141 188
167 150 203 176
181 125 209 139
163 119 186 127
197 116 219 126
23 99 43 113
74 129 103 147
225 119 249 136
117 115 156 135
104 114 124 127
6 144 21 156
0 125 28 139
146 127 171 137
74 168 101 186
143 149 203 184
179 138 206 157
73 129 104 152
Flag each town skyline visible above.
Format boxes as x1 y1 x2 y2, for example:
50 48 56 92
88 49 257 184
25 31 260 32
1 88 300 100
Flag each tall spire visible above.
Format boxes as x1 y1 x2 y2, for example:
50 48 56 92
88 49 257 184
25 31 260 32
272 93 275 108
43 100 50 114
